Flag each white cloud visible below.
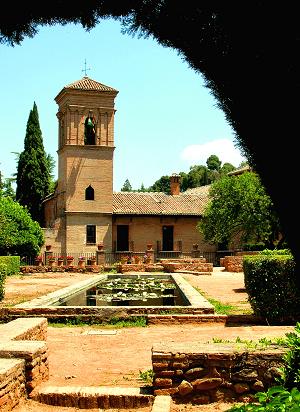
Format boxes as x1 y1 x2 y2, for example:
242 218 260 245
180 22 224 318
180 138 246 166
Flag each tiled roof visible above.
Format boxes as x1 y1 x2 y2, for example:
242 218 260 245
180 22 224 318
63 76 117 92
113 188 210 215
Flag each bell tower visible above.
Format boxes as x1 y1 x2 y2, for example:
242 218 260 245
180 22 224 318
45 76 118 253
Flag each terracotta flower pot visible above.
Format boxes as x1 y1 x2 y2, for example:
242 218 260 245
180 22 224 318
66 259 74 267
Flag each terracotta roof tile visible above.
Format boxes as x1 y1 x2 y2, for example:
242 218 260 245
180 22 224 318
64 76 117 92
113 188 210 215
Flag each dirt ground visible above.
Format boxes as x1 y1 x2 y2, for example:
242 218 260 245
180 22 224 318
1 269 295 412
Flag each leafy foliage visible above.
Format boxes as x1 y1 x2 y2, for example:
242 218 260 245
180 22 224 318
206 154 221 171
0 256 20 276
243 255 300 324
198 172 281 249
228 386 300 411
0 197 44 258
147 156 236 194
0 176 15 200
121 178 133 192
0 263 7 301
281 323 300 391
16 102 51 225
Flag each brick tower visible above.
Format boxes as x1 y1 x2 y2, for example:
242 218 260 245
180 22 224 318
44 76 118 253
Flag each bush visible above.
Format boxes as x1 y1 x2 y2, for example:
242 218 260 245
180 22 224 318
243 255 300 323
281 322 300 391
0 256 20 276
0 197 44 258
259 249 292 256
243 242 266 251
0 263 7 301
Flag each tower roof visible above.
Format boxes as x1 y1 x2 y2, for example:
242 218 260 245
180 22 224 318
63 76 117 92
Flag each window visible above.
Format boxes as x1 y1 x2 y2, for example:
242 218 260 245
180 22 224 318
85 185 94 200
84 115 96 145
86 225 96 244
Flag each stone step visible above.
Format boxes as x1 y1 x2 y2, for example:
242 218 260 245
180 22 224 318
147 314 227 325
31 385 154 409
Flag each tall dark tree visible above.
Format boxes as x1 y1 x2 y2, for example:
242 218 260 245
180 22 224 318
121 178 132 192
16 102 50 225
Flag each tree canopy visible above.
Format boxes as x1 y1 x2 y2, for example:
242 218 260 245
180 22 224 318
121 178 133 192
0 196 44 258
16 102 51 225
198 172 282 250
1 2 299 267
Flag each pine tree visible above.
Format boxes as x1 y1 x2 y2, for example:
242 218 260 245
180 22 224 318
16 102 50 225
121 179 132 192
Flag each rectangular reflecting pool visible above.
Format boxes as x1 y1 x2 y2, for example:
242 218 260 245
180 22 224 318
55 275 186 307
15 273 214 319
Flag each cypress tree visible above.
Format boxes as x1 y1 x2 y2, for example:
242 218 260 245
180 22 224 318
16 102 50 225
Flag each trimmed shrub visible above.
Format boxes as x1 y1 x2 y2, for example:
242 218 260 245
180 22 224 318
259 248 292 256
0 256 20 276
243 255 300 323
0 263 7 301
243 242 266 251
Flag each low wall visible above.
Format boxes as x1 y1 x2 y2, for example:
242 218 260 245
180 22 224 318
161 262 213 273
152 342 285 404
20 265 104 274
0 318 49 410
222 256 244 272
0 358 26 412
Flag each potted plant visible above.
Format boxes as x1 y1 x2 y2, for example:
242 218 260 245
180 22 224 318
35 256 43 266
133 255 141 264
78 256 85 267
66 255 74 266
121 255 129 264
89 256 97 266
57 256 64 267
48 256 56 267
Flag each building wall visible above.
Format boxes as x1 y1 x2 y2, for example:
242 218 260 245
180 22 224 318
56 91 116 148
65 213 112 253
57 145 113 214
112 215 217 253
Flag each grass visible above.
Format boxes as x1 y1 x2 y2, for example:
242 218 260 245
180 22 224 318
195 286 253 315
209 336 287 351
48 315 147 328
138 369 154 385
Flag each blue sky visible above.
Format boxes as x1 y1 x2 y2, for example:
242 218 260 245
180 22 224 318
0 19 245 191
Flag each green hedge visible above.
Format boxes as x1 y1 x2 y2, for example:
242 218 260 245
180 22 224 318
0 263 7 301
0 256 20 276
259 248 292 256
243 255 300 324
